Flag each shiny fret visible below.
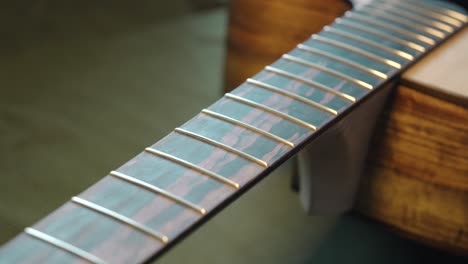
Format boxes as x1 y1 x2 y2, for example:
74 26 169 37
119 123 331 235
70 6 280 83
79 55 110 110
110 170 207 215
310 35 402 69
344 11 437 45
201 109 296 147
4 1 466 263
24 228 106 264
225 93 319 130
246 78 339 115
71 197 169 243
282 54 374 90
144 147 240 189
296 44 389 79
334 18 427 53
323 26 415 61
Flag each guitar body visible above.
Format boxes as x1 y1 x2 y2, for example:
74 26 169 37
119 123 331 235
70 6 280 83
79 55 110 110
224 0 468 254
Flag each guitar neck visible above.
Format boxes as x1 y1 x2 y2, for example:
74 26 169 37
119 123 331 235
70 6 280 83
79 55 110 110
1 1 466 263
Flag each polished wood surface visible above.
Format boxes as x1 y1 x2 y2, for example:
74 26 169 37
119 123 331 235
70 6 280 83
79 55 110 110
224 0 468 255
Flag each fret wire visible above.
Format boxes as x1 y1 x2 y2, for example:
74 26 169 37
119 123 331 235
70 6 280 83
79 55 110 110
24 228 106 264
405 0 467 22
345 11 436 45
224 93 318 130
109 170 206 215
144 147 240 189
282 54 374 90
311 35 401 70
296 44 388 79
381 0 463 27
71 197 169 244
323 26 414 61
357 7 446 39
246 78 338 115
368 1 454 33
201 109 295 147
265 65 358 102
335 18 426 53
384 0 463 26
174 127 268 168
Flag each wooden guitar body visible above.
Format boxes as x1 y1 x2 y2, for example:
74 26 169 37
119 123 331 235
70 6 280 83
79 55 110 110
224 0 468 254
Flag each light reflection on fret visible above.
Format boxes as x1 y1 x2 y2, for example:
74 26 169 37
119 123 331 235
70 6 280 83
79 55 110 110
405 0 467 22
246 78 338 115
225 93 318 130
265 65 357 102
368 1 455 33
345 11 436 45
144 147 240 189
109 170 206 215
282 54 374 90
174 127 269 168
312 35 401 69
358 7 446 38
381 0 463 27
201 109 295 147
71 197 169 244
323 26 414 61
24 228 106 264
296 44 388 79
335 18 426 53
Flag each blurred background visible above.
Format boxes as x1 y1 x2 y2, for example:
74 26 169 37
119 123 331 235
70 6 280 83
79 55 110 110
0 0 466 263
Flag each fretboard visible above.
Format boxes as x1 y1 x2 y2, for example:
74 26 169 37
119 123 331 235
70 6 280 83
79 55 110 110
1 0 466 263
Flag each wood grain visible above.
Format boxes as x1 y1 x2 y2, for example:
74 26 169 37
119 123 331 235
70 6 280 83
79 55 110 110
357 86 468 254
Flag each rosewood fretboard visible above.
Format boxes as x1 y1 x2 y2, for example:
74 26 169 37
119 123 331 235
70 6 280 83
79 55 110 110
0 0 466 263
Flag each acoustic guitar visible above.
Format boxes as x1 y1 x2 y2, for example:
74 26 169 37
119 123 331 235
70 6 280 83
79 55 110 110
0 0 466 263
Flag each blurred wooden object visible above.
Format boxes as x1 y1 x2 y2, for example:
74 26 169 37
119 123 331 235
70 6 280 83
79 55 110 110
223 0 351 92
224 0 468 255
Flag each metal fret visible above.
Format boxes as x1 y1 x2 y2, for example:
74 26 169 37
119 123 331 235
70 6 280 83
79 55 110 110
369 1 455 33
335 18 426 53
382 0 463 27
358 7 446 39
144 147 240 189
174 127 269 168
71 197 169 244
224 93 319 130
24 228 106 264
201 109 295 147
282 54 374 90
109 170 206 215
311 35 401 69
345 11 436 45
266 65 359 103
406 0 467 22
296 44 388 79
246 78 338 115
323 26 414 61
